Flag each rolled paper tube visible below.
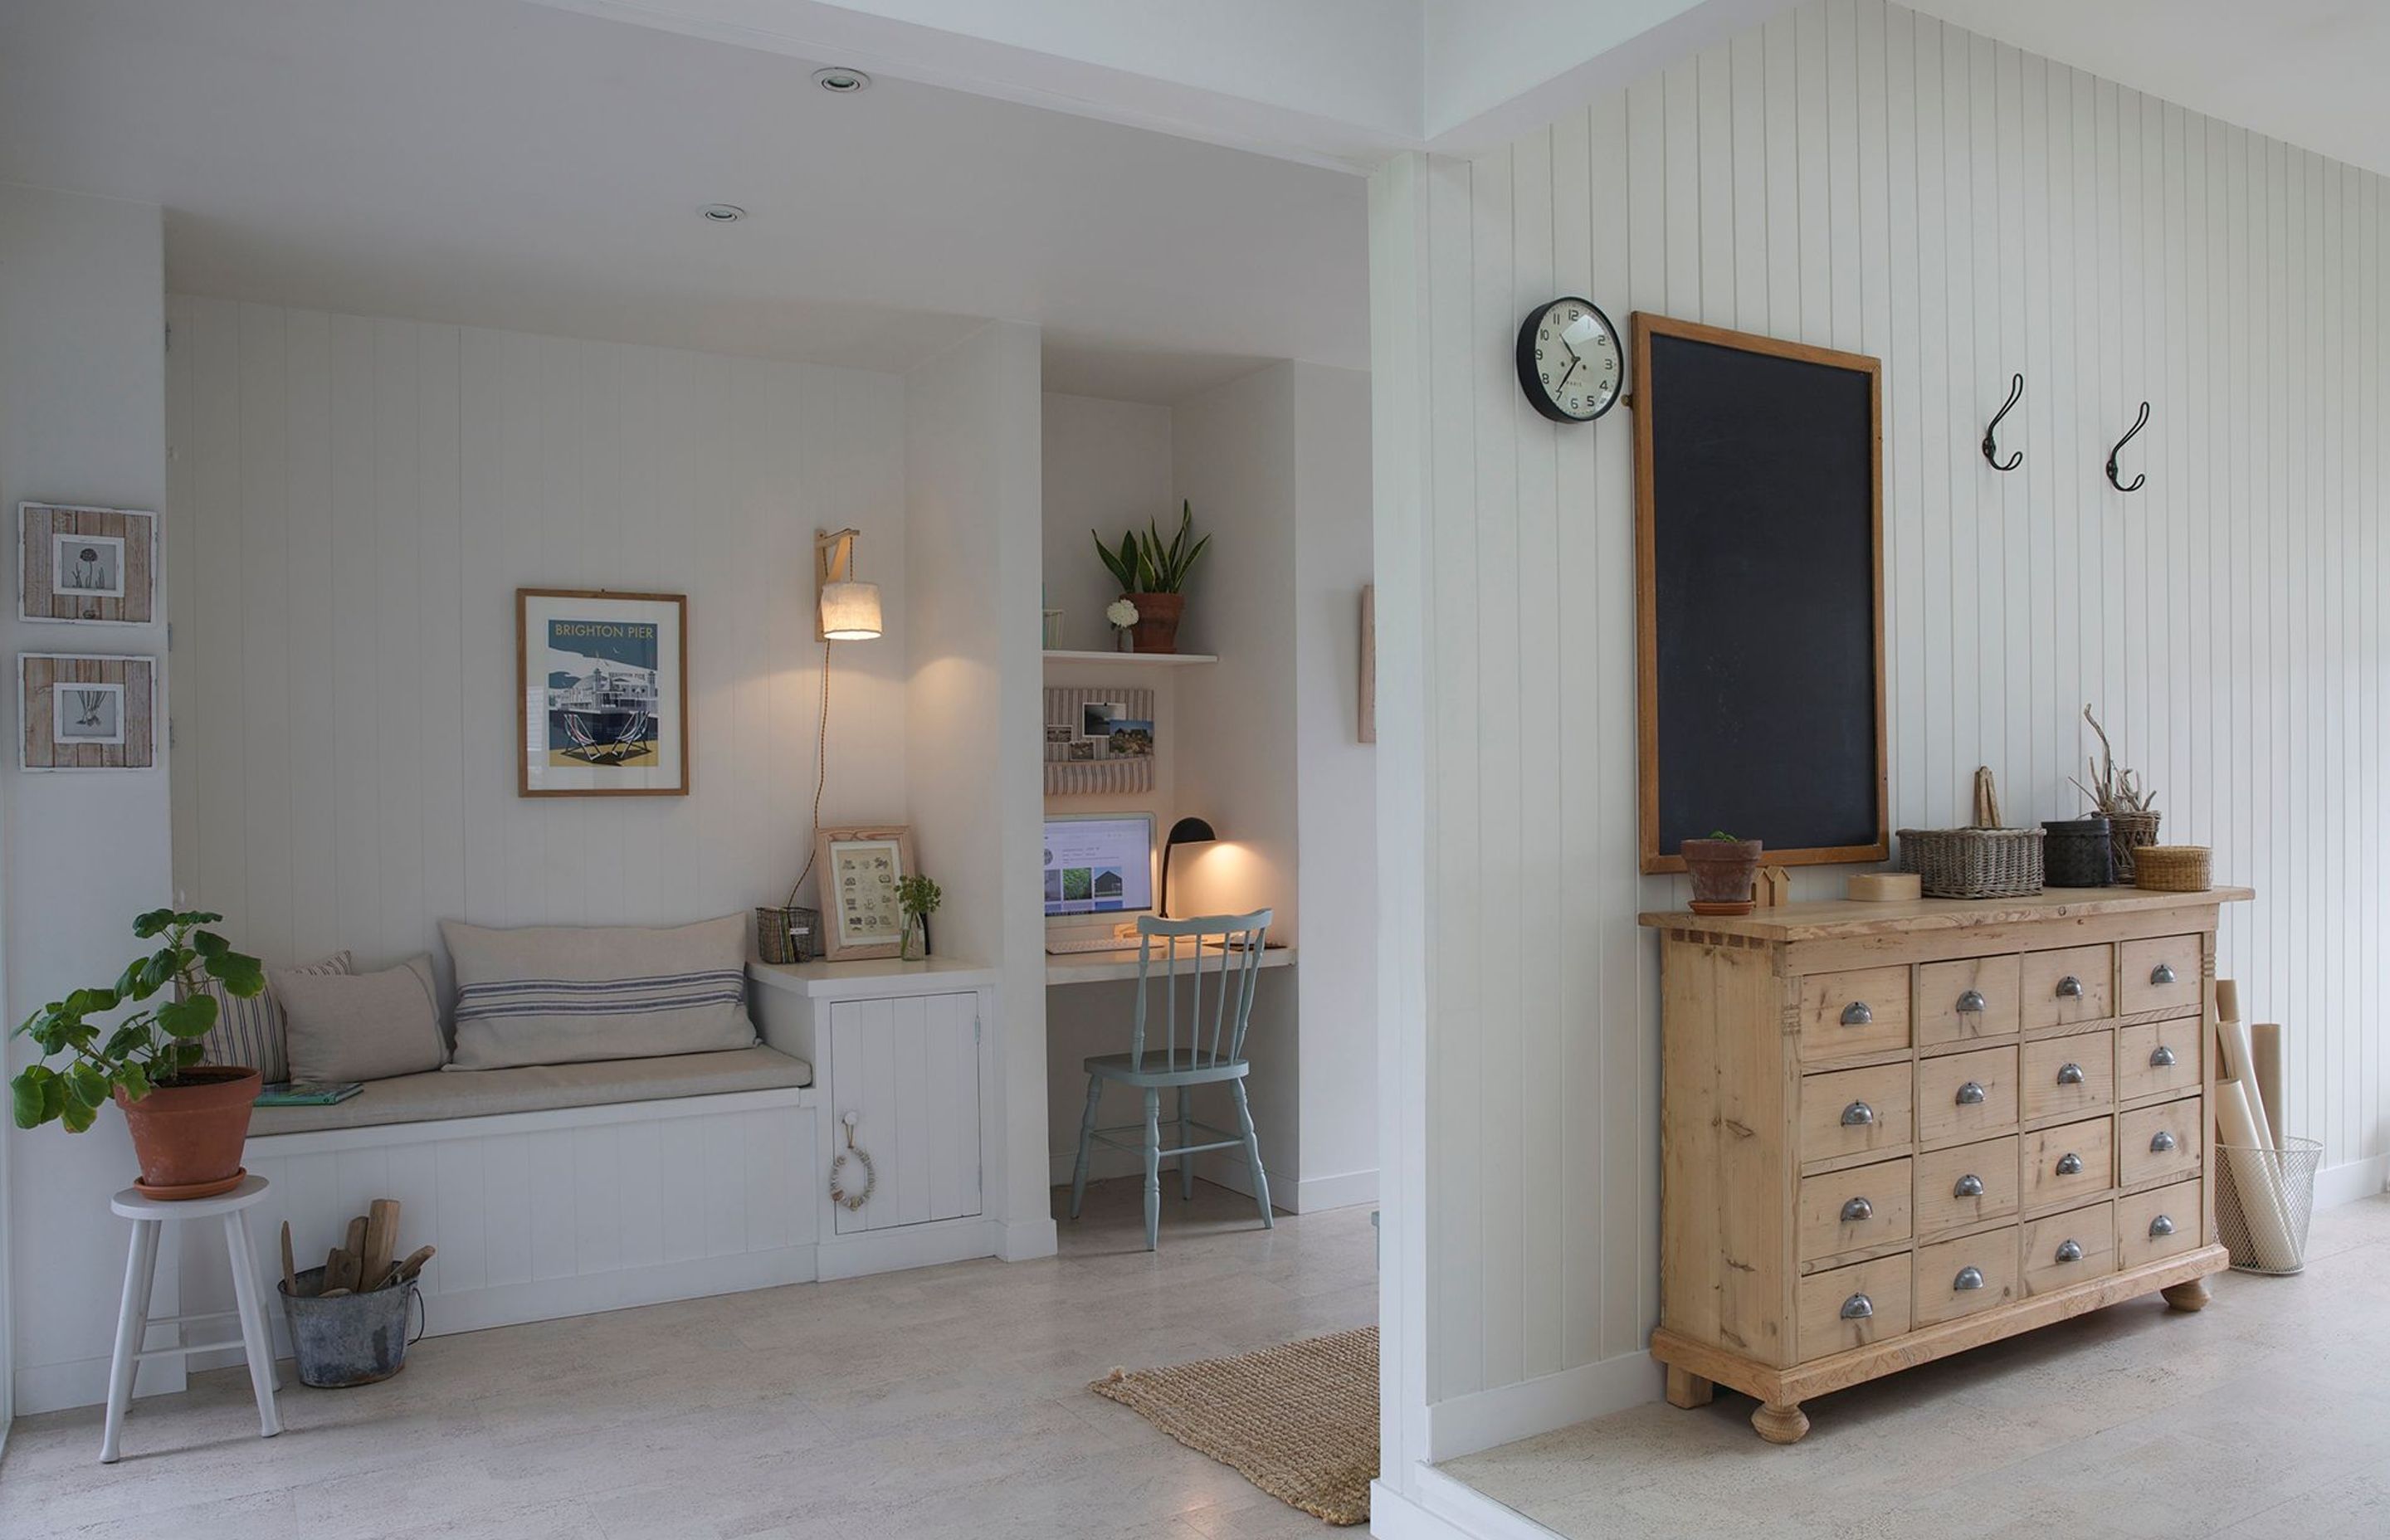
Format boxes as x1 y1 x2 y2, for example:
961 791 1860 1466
2217 1015 2273 1150
2252 1023 2286 1150
2215 978 2241 1025
2217 1078 2298 1270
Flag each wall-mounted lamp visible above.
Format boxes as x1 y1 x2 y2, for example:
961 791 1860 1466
815 527 883 641
1159 816 1217 919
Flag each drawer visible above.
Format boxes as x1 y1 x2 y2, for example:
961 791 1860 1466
2119 1096 2202 1188
1798 966 1913 1062
2022 1201 2117 1295
2022 1028 2115 1123
1916 1045 2018 1148
1798 1157 1914 1262
1914 1227 2019 1325
2024 1115 2114 1210
1917 955 2022 1047
1799 1062 1914 1165
2120 934 2203 1017
1914 1135 2021 1234
1797 1253 1913 1362
2118 1020 2202 1104
2019 944 2114 1031
2117 1178 2203 1268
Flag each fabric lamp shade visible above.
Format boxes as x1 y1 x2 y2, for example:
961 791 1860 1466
819 580 883 641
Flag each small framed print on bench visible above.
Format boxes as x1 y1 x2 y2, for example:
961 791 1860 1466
817 826 915 962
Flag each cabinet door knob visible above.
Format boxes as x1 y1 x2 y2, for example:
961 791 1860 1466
2056 1239 2084 1263
2056 1153 2085 1176
1953 1266 1986 1291
2056 975 2085 998
2056 1062 2085 1085
1957 989 1988 1014
1955 1080 1988 1105
2150 1130 2178 1153
2149 1044 2178 1068
2150 962 2178 986
1841 1196 1875 1222
1841 1100 1875 1128
1953 1173 1986 1198
2149 1214 2177 1238
1840 1293 1875 1320
1841 1001 1875 1026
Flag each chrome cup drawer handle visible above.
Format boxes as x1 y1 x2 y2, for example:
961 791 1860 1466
1841 1001 1875 1026
1955 1081 1988 1105
2149 1044 2178 1068
2056 975 2085 998
1956 989 1988 1014
1840 1293 1875 1320
1953 1266 1986 1292
2056 1062 2085 1085
2149 1214 2177 1237
1841 1100 1875 1128
1953 1173 1986 1198
2150 962 2178 986
1841 1196 1875 1222
2055 1239 2084 1263
2056 1153 2084 1176
2150 1130 2178 1153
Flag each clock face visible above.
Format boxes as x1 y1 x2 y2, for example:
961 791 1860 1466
1515 298 1622 422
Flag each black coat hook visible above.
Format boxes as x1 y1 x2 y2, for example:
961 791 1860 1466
2105 401 2149 492
1981 373 2023 471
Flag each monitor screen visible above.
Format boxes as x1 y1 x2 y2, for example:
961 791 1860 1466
1043 815 1155 918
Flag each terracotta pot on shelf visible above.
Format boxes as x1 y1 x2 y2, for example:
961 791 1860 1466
115 1065 261 1200
1681 837 1764 916
1122 592 1185 655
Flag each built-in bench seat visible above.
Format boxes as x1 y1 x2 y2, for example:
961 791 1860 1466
246 1045 814 1136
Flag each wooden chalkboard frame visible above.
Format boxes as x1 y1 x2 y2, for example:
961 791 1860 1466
1632 313 1888 875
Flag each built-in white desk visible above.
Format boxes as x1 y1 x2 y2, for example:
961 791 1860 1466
1045 944 1295 987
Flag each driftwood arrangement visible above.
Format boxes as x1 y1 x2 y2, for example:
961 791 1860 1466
2070 704 2156 816
279 1199 434 1299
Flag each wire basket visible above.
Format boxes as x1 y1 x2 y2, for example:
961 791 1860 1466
2216 1138 2322 1274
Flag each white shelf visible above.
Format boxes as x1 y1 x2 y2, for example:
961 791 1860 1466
1041 649 1217 667
748 957 1001 1000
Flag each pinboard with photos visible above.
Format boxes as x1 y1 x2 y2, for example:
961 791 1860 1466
1042 685 1155 796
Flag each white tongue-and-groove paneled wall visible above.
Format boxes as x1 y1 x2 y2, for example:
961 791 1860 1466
164 300 907 979
1399 0 2388 1434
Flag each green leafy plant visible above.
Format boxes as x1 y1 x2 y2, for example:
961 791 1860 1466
1703 830 1744 843
896 874 944 920
10 909 265 1133
1090 500 1212 595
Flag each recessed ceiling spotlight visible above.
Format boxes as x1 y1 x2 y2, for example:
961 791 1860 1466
700 204 746 223
812 66 871 94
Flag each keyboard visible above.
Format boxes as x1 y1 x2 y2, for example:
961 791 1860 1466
1045 936 1139 954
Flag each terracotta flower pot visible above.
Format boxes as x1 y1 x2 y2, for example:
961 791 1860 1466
115 1065 261 1200
1681 837 1764 916
1122 592 1186 654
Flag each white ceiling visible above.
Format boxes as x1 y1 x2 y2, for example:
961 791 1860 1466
0 0 1368 397
1906 0 2390 179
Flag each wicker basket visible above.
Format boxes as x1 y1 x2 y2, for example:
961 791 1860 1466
2132 845 2212 892
1897 826 2046 899
2106 809 2161 883
754 904 822 965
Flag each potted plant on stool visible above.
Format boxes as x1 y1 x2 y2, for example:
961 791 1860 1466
1681 831 1764 916
11 908 267 1199
1092 500 1211 654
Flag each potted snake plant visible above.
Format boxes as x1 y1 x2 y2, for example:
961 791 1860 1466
1092 500 1211 654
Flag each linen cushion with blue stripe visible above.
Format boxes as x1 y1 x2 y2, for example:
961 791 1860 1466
198 950 353 1084
440 915 757 1070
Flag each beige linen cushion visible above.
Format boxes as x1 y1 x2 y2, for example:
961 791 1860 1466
198 950 352 1084
275 953 448 1084
441 916 757 1071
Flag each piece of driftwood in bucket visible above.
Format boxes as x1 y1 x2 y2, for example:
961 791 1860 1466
2070 704 2160 880
1898 768 2045 899
362 1199 399 1291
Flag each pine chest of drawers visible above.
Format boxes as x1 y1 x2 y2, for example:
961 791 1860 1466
1641 886 2251 1442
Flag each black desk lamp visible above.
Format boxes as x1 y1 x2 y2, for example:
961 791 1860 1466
1158 816 1216 919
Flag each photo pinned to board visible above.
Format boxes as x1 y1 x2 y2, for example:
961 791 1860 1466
1078 699 1155 759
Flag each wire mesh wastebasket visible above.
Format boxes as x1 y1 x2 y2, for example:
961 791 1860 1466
2215 1138 2322 1275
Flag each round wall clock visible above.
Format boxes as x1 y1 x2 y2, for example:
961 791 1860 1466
1515 297 1623 422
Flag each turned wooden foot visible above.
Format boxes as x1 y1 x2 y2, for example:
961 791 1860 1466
1664 1367 1714 1409
2161 1278 2212 1313
1750 1401 1809 1444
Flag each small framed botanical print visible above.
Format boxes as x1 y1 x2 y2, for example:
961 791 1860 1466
20 654 157 770
20 503 158 625
517 588 689 797
816 826 915 961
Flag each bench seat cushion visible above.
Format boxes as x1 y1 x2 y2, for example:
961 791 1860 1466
247 1046 812 1137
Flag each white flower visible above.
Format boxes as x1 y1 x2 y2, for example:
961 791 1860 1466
1106 599 1139 629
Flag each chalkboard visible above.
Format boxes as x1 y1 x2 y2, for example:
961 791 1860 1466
1632 314 1886 875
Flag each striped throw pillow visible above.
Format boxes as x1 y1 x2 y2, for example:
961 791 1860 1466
440 917 754 1070
197 950 352 1084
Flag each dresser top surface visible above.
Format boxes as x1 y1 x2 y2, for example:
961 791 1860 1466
1639 885 2254 942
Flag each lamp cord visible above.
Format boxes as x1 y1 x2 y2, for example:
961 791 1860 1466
783 641 832 908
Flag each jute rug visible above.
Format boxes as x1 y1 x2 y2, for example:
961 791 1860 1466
1091 1326 1378 1527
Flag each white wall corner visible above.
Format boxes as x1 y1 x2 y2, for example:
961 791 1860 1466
1422 1348 1663 1464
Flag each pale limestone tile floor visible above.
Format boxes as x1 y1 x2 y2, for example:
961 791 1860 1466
0 1178 1377 1540
1446 1194 2390 1540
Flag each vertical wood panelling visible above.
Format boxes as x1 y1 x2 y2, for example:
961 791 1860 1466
1416 0 2390 1406
164 304 906 976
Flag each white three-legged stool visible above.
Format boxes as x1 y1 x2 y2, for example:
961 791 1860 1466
101 1173 283 1463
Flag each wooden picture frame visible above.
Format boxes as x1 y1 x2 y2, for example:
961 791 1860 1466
1632 312 1888 875
816 826 916 961
20 653 157 770
516 588 689 797
20 503 158 625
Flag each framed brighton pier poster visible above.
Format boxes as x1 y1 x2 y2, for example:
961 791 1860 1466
516 588 688 797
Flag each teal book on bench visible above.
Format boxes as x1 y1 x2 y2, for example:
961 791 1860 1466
256 1081 363 1108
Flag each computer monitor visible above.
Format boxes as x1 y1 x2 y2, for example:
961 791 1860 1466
1042 813 1155 919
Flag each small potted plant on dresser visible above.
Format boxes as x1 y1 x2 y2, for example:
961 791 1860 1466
10 908 268 1199
1681 831 1764 916
1092 500 1210 654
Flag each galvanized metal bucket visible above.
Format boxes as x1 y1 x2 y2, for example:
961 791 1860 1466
279 1266 424 1387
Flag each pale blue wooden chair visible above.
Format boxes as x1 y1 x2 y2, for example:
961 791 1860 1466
1067 909 1274 1250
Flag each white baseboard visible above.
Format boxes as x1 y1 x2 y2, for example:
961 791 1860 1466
15 1334 191 1418
816 1218 999 1281
1424 1348 1663 1462
999 1216 1059 1260
1370 1464 1563 1540
2314 1153 2389 1209
1295 1167 1380 1212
